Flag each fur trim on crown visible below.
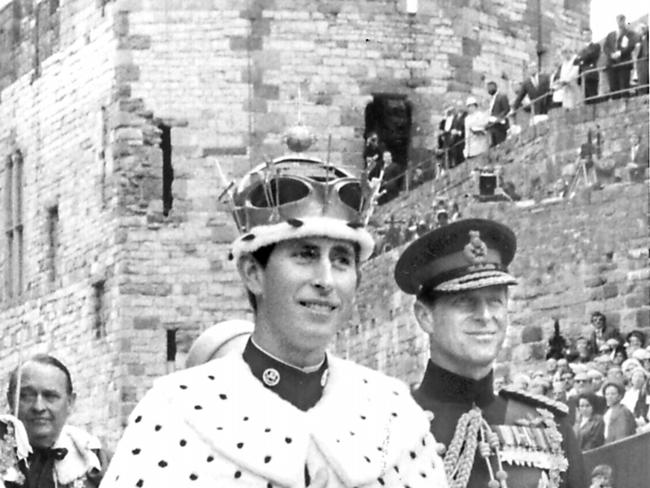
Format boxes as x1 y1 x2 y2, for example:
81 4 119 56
231 216 375 263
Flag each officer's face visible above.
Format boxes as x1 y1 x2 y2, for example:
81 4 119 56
416 285 508 379
16 361 75 448
243 237 358 366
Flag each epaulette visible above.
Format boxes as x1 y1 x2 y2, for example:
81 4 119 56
498 386 569 417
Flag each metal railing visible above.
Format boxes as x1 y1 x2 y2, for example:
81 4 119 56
373 56 648 204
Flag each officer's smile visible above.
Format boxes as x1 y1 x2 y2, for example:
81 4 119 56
298 298 338 314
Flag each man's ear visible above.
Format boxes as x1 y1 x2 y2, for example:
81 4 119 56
414 300 436 336
237 254 264 296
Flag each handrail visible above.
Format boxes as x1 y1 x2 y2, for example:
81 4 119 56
373 56 648 201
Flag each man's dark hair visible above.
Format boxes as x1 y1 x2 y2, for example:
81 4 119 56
7 354 74 409
591 311 606 325
487 80 497 87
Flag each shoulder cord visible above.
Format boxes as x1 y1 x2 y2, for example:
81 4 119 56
443 407 509 488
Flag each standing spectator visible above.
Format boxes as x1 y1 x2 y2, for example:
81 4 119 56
574 393 606 451
606 365 625 385
622 367 649 423
362 131 387 180
486 80 510 146
511 60 552 124
636 23 649 94
621 358 642 383
568 336 593 363
437 105 465 168
463 96 490 158
575 27 602 104
587 311 623 356
7 354 107 488
552 44 581 109
603 381 636 443
603 14 636 99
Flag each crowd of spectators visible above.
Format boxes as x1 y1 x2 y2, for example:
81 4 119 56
495 311 650 453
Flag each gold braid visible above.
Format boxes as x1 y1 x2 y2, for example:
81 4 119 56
444 408 483 488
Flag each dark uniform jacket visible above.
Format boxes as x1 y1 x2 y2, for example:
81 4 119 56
604 27 636 69
575 42 601 84
512 74 552 115
413 361 586 488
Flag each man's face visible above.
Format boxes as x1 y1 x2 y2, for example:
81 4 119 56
582 29 592 43
546 358 557 373
576 339 589 355
247 237 358 365
604 385 621 407
617 16 626 30
591 314 605 330
561 371 575 390
575 376 593 395
417 286 508 378
487 83 497 96
528 62 538 76
16 361 75 448
366 134 378 148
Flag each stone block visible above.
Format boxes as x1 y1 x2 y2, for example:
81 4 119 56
133 316 160 330
637 308 650 329
521 324 543 343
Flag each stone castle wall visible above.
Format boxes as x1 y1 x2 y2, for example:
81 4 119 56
0 0 121 442
0 0 596 451
334 96 650 387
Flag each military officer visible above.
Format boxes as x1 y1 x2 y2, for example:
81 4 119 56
101 137 448 488
394 218 586 488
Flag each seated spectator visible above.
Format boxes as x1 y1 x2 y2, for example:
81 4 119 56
621 358 642 383
530 377 551 396
551 372 570 403
589 464 614 488
622 367 649 421
568 336 593 363
587 368 606 396
612 344 627 366
593 353 613 375
511 373 531 391
185 320 254 368
574 393 606 451
625 330 646 356
632 348 650 371
573 371 606 414
587 312 623 356
552 44 580 109
603 381 636 443
606 365 625 385
463 96 490 158
7 354 107 488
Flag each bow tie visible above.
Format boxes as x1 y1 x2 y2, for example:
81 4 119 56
34 447 68 461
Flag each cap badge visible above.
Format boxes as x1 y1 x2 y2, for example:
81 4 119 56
262 368 280 387
463 230 488 264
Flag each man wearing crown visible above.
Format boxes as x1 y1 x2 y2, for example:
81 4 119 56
394 219 586 488
100 152 448 488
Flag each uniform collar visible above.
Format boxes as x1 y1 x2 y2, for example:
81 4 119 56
242 339 329 411
416 360 495 407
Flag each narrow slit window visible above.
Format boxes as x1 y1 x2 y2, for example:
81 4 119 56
47 205 59 282
159 124 173 216
92 280 107 338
